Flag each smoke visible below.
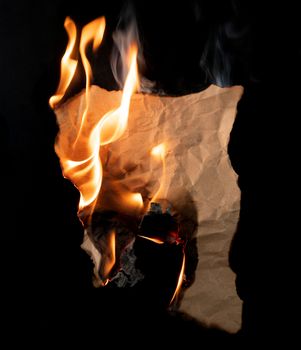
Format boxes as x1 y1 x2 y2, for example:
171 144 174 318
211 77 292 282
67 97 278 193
200 23 232 87
199 0 250 87
110 1 154 92
110 0 250 91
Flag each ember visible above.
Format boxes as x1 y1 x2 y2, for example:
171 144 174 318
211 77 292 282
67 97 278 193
84 200 188 305
139 202 186 304
139 202 180 244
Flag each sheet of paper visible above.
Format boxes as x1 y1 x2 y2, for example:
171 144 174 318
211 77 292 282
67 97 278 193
55 84 243 333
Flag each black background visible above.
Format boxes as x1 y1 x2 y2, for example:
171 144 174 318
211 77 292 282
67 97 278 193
0 0 299 341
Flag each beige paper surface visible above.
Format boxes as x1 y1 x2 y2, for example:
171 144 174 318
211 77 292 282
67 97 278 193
55 84 243 333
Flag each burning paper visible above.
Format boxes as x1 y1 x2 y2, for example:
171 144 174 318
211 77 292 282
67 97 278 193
54 83 243 333
49 14 244 333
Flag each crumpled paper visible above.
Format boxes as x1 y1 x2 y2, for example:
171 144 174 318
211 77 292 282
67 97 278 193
55 84 243 333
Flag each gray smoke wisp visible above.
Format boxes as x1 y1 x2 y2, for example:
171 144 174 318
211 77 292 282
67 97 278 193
200 22 233 87
199 1 250 87
110 2 154 92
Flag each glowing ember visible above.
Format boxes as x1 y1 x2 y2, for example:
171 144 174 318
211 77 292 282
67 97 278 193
170 250 186 305
49 17 78 109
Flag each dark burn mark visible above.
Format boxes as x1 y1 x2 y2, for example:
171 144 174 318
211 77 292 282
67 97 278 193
88 201 198 307
139 202 182 244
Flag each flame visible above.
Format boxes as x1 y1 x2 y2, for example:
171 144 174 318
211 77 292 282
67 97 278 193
75 17 106 144
49 17 78 109
51 16 139 215
103 230 116 281
98 44 139 145
151 143 165 158
74 42 138 210
151 143 166 203
138 235 164 244
63 155 102 211
56 17 106 212
83 43 138 210
125 192 143 209
170 251 186 305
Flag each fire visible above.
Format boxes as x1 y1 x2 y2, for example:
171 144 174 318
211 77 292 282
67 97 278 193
151 143 166 203
98 44 139 145
151 143 165 158
75 17 106 143
125 192 143 209
49 17 78 109
170 251 186 305
103 230 116 282
50 16 139 215
50 16 187 295
138 235 164 244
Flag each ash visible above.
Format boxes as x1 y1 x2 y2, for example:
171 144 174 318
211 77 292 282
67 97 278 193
110 239 144 287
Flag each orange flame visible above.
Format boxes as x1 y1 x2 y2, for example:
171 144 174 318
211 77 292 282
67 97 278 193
138 235 164 244
51 16 140 215
49 17 78 109
151 143 166 203
83 43 138 210
56 17 106 212
103 230 116 282
170 251 186 305
75 17 106 144
98 44 139 145
125 192 143 210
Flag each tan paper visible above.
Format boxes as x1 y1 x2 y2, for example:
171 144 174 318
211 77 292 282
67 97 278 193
55 84 243 333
